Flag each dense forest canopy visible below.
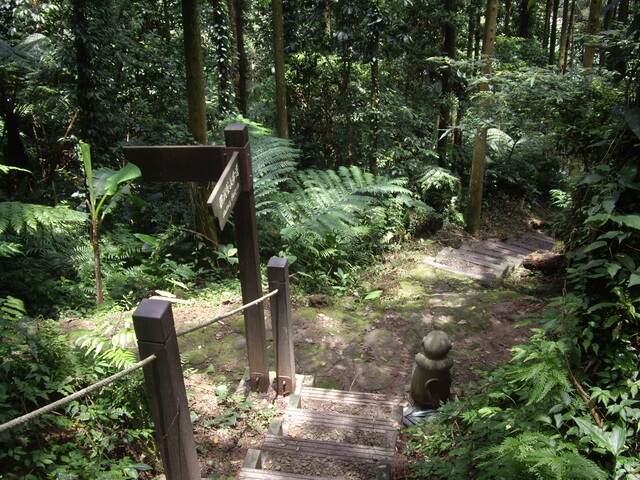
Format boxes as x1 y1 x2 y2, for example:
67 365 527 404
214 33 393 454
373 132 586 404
0 0 639 477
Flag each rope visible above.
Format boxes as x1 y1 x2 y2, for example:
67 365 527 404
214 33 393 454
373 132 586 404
0 354 157 434
176 289 278 337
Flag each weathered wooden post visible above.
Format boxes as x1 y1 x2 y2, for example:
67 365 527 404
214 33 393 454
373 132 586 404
268 257 296 396
133 299 200 480
123 124 271 393
224 123 270 393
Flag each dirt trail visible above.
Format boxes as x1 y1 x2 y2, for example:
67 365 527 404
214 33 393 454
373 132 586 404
168 238 557 477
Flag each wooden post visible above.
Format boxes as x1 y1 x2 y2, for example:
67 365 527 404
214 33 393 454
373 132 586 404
224 123 270 393
133 299 200 480
268 257 296 396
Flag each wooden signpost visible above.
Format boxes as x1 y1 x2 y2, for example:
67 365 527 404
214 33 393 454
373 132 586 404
208 151 240 230
123 123 270 392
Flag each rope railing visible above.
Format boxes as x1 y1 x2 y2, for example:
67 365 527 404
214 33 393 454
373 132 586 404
0 289 278 436
0 354 157 434
176 288 278 337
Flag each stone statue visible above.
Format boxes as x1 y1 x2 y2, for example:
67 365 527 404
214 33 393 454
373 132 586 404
409 330 453 409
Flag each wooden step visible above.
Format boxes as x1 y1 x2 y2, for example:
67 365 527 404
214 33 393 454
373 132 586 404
278 409 399 448
424 257 496 283
300 386 401 407
517 232 557 250
486 240 534 255
436 248 511 275
284 408 398 431
459 242 525 268
238 467 336 480
262 434 395 463
505 239 546 252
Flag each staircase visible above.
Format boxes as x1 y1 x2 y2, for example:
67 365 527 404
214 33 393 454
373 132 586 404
238 377 404 480
425 232 557 283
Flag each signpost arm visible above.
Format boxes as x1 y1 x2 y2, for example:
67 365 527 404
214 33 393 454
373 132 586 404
224 123 270 393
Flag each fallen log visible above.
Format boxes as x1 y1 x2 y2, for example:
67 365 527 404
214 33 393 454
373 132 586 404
523 252 566 274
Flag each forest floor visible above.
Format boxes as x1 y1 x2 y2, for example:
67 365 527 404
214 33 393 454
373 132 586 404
64 200 564 479
168 201 564 478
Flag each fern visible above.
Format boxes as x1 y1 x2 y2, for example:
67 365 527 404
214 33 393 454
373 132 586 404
279 166 408 238
219 117 298 216
419 165 461 192
0 202 86 236
481 431 608 480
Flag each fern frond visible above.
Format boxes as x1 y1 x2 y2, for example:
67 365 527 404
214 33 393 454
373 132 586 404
509 358 573 405
0 241 23 257
0 202 86 235
483 431 607 480
419 165 461 192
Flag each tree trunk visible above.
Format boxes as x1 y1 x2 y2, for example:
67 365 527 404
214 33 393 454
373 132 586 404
72 0 96 151
504 0 512 35
466 0 498 236
182 0 219 244
182 0 207 143
583 0 602 67
548 0 560 65
437 0 458 168
272 0 289 138
517 0 532 38
232 0 248 115
90 217 104 304
542 0 552 50
466 128 487 236
370 31 379 173
467 4 476 58
567 0 576 68
557 0 570 72
213 0 234 115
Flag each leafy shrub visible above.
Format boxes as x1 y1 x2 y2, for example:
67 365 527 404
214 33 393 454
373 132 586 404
0 298 157 478
406 136 640 479
274 165 424 291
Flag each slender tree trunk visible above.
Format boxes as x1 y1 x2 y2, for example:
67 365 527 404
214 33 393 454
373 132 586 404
232 0 248 115
272 0 289 138
504 0 512 35
183 0 207 143
474 11 482 58
90 217 104 304
583 0 602 67
213 0 234 115
517 0 532 37
557 0 570 72
182 0 219 244
567 0 576 68
72 0 95 150
542 0 552 50
467 4 476 58
466 0 498 236
548 0 560 65
617 0 629 22
599 1 614 66
438 0 458 168
370 31 379 173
